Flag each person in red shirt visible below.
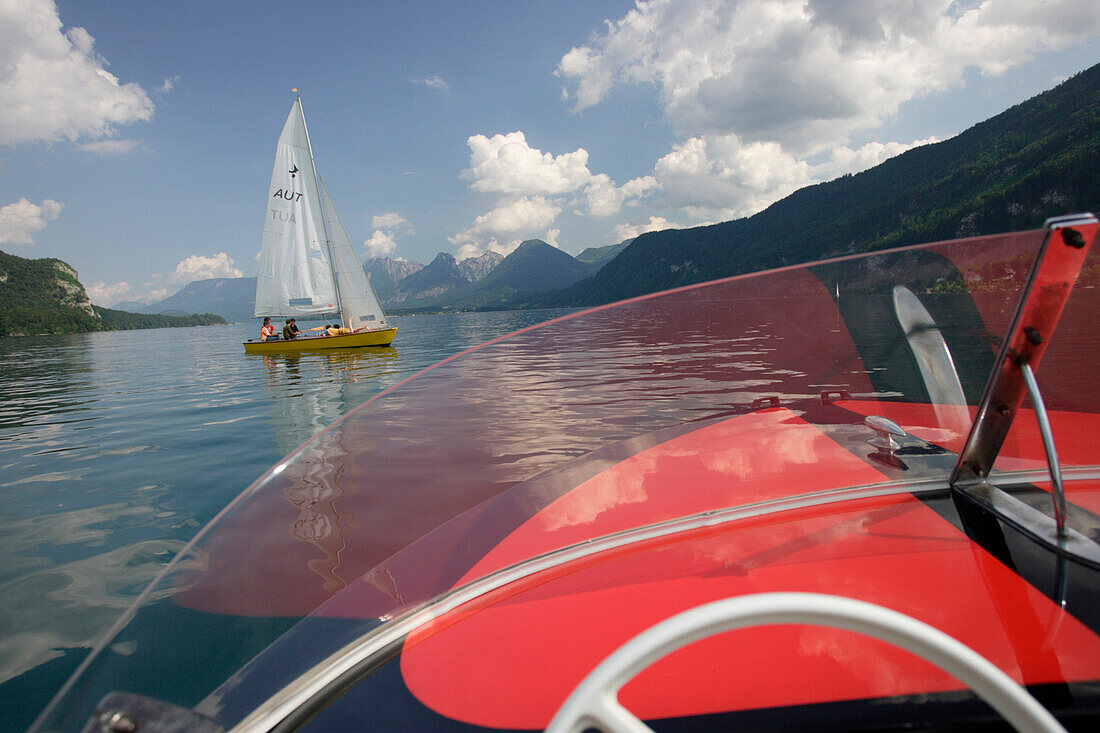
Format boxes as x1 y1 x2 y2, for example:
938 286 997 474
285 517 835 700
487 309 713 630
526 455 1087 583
260 317 276 341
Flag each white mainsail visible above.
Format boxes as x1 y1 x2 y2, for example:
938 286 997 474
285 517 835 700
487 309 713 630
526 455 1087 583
254 99 338 319
320 178 389 330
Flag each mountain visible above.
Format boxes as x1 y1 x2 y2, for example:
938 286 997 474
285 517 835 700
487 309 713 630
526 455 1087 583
364 257 425 302
128 277 257 323
557 63 1100 305
394 240 598 312
576 239 632 267
387 252 471 305
93 308 226 330
475 240 595 295
456 250 504 282
0 250 105 336
0 250 224 336
112 298 149 312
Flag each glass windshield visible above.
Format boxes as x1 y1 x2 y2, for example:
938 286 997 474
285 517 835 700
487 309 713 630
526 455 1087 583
37 225 1100 731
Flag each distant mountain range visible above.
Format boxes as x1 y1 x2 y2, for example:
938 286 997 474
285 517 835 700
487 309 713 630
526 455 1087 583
385 241 604 311
428 240 600 311
386 252 471 306
125 238 622 321
116 277 258 323
364 257 425 302
96 62 1100 323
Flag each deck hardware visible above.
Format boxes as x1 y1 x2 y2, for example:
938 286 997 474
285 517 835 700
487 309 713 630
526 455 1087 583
865 415 905 456
103 712 136 733
1019 362 1067 536
1061 227 1085 247
865 416 910 469
820 389 851 405
751 396 779 410
84 692 224 733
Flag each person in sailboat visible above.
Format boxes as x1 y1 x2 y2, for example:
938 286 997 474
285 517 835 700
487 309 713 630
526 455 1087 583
260 317 277 341
283 318 299 340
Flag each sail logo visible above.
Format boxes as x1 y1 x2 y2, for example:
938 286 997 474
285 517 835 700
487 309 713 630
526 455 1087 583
289 164 298 178
273 189 304 202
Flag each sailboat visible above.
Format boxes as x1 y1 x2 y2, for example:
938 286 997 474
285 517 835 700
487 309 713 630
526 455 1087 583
243 98 396 354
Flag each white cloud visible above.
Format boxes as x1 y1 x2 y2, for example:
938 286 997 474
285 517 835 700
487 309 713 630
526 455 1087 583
815 137 940 180
85 281 131 306
613 215 682 241
412 75 450 91
86 278 177 308
654 135 813 219
168 253 242 284
0 0 156 145
454 131 659 255
372 212 407 229
462 131 593 196
583 173 658 217
455 238 521 262
365 212 411 257
364 230 397 258
141 286 170 303
649 133 941 219
557 0 1100 221
0 198 62 245
76 139 145 154
450 197 563 259
559 0 1100 151
451 196 562 243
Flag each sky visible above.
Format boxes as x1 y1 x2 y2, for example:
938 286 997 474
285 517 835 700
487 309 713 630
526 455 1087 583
1 0 1098 307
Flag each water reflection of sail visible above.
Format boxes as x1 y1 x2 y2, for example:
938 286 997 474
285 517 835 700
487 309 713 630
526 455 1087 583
262 354 347 454
281 431 360 594
258 350 393 593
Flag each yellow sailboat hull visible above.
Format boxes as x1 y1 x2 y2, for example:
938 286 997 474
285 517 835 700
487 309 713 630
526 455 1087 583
243 327 397 354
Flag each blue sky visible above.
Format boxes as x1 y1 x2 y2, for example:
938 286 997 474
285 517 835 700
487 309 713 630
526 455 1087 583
1 0 1098 306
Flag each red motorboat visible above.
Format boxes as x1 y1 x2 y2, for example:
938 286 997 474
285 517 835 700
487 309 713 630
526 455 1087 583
39 215 1100 732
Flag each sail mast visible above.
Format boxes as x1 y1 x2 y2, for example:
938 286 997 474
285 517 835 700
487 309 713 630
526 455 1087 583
297 96 344 316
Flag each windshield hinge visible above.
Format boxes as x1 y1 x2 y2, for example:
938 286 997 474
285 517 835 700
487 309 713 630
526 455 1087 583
949 213 1098 556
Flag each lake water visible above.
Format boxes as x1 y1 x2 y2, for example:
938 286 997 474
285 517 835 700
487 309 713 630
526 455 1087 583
0 310 575 731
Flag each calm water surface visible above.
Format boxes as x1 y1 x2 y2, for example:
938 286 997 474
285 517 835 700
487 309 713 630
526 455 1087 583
0 310 572 730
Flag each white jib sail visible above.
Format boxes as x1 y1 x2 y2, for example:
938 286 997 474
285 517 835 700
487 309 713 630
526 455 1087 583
320 178 389 331
254 99 338 319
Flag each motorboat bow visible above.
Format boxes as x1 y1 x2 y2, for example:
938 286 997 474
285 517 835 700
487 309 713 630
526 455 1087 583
39 215 1100 732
